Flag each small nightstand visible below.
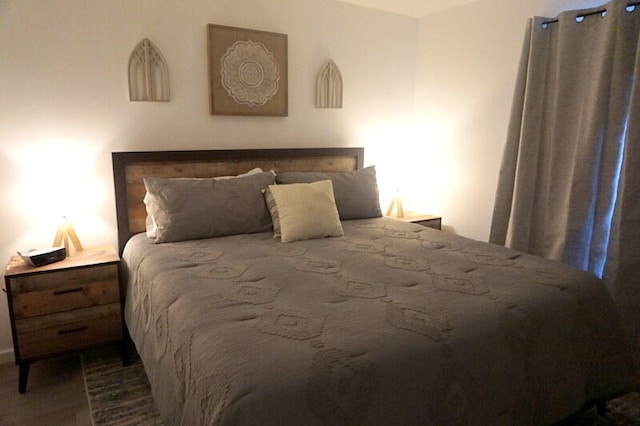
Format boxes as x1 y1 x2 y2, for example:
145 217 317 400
387 212 442 230
3 246 124 393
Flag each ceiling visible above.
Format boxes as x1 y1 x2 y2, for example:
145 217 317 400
337 0 480 17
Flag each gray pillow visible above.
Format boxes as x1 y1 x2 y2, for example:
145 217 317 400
145 167 264 238
143 172 275 243
275 166 382 220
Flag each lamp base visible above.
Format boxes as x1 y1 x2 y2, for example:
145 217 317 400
386 194 404 218
53 217 83 256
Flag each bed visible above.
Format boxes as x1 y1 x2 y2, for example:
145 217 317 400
112 147 638 425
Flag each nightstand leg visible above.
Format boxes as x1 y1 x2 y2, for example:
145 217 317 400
119 341 130 367
18 361 30 393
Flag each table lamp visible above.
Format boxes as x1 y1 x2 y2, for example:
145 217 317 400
386 190 404 218
53 216 83 256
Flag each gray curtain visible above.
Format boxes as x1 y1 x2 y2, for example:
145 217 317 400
490 0 640 351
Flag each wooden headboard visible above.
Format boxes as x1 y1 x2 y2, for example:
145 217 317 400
112 147 364 254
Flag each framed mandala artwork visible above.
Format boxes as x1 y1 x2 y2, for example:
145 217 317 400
207 24 288 116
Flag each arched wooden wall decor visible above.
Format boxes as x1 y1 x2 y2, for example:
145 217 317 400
128 38 170 102
316 59 343 108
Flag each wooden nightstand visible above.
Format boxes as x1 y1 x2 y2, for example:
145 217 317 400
3 246 124 393
387 213 442 230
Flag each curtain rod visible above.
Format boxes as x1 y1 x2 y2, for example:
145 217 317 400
541 1 639 28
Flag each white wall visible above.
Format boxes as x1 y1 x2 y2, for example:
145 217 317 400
0 0 418 361
412 0 607 240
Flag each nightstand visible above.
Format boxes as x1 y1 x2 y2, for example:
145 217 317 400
3 246 124 393
387 212 442 230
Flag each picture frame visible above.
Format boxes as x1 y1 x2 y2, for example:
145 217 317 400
207 24 288 116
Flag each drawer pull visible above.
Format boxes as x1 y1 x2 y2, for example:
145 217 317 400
53 287 83 296
58 326 88 335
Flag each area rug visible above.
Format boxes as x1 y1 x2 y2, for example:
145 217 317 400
558 392 640 426
81 346 162 426
81 345 639 425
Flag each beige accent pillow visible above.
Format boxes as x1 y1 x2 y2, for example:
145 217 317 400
263 187 282 238
267 180 344 243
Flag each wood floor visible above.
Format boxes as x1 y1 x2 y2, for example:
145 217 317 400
0 354 90 426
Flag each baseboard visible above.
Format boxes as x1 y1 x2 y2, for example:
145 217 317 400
0 347 14 365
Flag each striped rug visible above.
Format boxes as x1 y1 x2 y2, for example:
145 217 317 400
81 346 162 426
558 392 640 425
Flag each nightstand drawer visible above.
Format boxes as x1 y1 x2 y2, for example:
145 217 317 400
8 263 117 293
15 303 122 359
413 217 441 230
386 213 442 230
11 268 119 319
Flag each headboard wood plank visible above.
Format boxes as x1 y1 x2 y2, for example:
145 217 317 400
112 148 364 254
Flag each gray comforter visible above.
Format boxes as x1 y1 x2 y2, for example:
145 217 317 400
122 217 638 425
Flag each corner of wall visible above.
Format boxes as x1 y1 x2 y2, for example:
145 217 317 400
0 347 14 365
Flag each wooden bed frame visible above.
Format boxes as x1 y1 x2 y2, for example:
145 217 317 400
110 147 636 424
112 147 364 254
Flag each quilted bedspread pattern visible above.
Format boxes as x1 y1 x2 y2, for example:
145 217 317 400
122 218 637 425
